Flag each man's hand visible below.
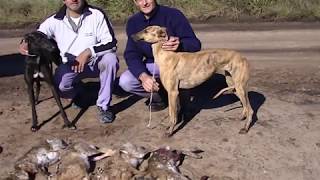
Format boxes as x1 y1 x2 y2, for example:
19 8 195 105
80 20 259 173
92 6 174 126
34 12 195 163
162 36 180 51
72 48 92 73
18 39 29 55
139 72 159 92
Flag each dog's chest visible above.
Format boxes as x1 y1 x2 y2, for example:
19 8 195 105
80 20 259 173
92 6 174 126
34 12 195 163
33 71 45 78
27 57 46 79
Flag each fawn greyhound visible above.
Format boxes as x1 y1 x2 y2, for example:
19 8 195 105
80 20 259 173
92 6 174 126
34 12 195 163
133 25 253 136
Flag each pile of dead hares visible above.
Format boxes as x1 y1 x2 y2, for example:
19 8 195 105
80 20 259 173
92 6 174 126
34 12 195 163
6 138 204 180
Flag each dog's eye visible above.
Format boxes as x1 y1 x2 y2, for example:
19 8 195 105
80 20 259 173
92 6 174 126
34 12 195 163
20 38 26 44
23 37 30 44
157 30 166 38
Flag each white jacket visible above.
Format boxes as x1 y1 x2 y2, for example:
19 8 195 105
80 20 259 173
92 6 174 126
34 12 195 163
38 4 117 64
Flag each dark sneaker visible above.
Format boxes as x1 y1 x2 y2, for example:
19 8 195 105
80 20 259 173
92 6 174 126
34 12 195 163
145 98 167 112
97 107 115 123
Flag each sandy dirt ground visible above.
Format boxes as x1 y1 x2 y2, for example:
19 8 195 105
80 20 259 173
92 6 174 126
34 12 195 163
0 22 320 179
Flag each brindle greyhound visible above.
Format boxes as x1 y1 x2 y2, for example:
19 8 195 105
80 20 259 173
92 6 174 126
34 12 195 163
23 31 76 131
133 25 253 136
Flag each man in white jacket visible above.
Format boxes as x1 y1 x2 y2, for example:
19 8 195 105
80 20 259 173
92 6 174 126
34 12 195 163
19 0 118 123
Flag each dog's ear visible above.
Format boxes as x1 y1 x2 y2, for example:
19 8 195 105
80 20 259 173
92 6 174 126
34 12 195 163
23 33 33 44
159 27 168 39
23 33 37 54
34 31 47 38
24 32 41 55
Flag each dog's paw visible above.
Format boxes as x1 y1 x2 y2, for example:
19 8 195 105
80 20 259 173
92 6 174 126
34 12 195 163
35 99 40 105
239 114 247 121
62 124 77 130
239 128 248 134
30 126 39 132
163 130 174 138
163 132 172 138
68 124 77 130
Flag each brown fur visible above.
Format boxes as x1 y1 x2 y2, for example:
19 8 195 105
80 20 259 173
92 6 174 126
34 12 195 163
92 143 147 180
12 138 67 179
133 25 254 136
54 142 115 180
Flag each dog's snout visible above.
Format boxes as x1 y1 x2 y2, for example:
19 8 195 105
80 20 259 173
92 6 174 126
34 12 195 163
131 34 142 42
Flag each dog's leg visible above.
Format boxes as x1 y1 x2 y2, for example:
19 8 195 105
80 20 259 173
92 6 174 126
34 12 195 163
227 56 253 133
35 79 40 104
225 71 234 88
25 66 39 132
49 84 76 130
166 89 179 137
43 67 76 130
234 84 253 134
244 89 253 131
26 78 38 132
159 73 180 137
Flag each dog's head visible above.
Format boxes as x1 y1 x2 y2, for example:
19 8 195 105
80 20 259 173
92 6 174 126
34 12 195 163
24 31 57 55
132 25 168 43
23 31 62 65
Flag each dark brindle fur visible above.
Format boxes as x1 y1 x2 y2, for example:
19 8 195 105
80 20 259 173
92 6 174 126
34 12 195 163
23 31 76 131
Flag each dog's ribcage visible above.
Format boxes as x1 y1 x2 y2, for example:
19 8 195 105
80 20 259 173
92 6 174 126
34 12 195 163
173 51 219 89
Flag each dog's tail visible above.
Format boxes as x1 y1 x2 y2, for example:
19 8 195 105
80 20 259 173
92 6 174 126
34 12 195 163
213 86 235 99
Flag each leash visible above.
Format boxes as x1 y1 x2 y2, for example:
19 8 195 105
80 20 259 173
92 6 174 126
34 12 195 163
147 63 156 128
147 39 169 128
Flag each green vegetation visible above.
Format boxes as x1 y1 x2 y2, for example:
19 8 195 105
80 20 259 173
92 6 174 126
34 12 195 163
1 0 319 28
0 0 62 27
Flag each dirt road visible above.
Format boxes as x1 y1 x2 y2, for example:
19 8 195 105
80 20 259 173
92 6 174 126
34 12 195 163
0 22 320 179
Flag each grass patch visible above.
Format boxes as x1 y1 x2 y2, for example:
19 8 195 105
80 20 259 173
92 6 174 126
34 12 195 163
0 0 62 27
0 0 319 28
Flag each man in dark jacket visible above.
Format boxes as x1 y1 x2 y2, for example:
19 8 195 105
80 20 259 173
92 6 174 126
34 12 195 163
119 0 201 111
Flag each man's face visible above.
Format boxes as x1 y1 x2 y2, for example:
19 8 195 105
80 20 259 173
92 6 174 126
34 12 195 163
134 0 156 15
63 0 85 13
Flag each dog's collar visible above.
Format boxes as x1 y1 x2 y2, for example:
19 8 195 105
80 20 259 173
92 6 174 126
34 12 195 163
22 49 37 57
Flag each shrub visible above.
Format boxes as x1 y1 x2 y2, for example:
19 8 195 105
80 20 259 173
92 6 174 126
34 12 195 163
0 0 319 27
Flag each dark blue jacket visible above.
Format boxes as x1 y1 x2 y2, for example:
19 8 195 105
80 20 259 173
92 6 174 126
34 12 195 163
124 5 201 79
